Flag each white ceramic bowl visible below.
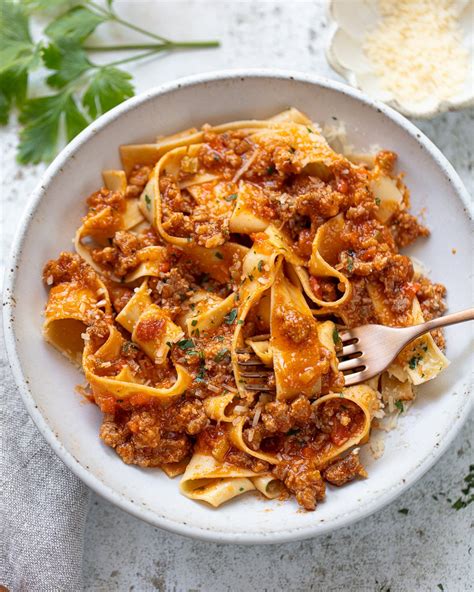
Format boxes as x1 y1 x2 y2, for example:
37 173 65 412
3 70 473 544
326 0 474 118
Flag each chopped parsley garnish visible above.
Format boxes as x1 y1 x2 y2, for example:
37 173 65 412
266 164 276 175
375 197 381 206
225 193 238 201
177 339 195 350
191 328 200 338
332 327 341 345
395 400 404 413
257 260 264 272
237 319 244 325
214 335 225 342
398 508 409 515
437 585 444 592
214 347 230 362
286 428 300 436
191 319 198 326
307 127 313 133
215 251 224 260
239 487 244 492
408 354 422 369
451 464 474 510
224 308 238 325
346 255 354 273
143 194 151 209
121 341 138 355
195 364 206 382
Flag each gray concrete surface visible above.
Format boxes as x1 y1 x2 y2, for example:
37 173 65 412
1 1 472 590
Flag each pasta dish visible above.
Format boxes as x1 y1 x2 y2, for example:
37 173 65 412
42 108 449 510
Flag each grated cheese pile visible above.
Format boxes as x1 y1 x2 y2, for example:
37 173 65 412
363 0 469 104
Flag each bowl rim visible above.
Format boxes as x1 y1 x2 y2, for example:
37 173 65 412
3 68 473 544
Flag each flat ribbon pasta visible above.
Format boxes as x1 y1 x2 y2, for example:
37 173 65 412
304 214 352 308
83 325 192 400
120 111 312 175
312 384 380 467
179 452 258 507
115 280 184 364
270 268 328 400
43 275 111 365
231 233 283 396
74 177 145 282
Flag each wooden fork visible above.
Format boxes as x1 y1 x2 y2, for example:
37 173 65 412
237 309 474 390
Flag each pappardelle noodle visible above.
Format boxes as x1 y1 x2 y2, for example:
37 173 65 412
42 108 449 510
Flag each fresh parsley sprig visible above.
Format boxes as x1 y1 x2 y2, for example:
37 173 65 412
0 0 219 164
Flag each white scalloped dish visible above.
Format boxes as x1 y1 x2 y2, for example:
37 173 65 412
327 0 474 118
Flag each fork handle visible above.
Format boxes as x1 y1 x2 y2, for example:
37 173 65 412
402 308 474 343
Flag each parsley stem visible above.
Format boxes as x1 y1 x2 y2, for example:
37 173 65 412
103 48 168 68
86 0 172 44
108 15 172 44
85 0 219 49
84 41 220 52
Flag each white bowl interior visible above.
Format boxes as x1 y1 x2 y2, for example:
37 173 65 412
5 73 472 543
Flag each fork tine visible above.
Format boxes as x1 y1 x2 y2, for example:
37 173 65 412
337 343 361 358
343 370 366 386
338 356 365 372
247 334 270 342
338 330 353 342
244 384 274 392
239 371 271 378
238 359 265 366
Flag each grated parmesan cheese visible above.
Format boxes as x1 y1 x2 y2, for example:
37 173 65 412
363 0 469 104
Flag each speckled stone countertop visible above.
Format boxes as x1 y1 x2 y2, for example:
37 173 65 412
1 2 472 591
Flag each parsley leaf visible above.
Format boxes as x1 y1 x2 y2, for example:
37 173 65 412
45 6 107 44
395 400 404 413
224 308 238 325
398 508 409 515
0 66 28 124
408 354 422 369
346 253 354 273
42 40 92 89
177 339 195 350
22 0 77 11
82 66 134 119
214 348 230 362
18 91 88 164
0 1 39 74
332 327 341 345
